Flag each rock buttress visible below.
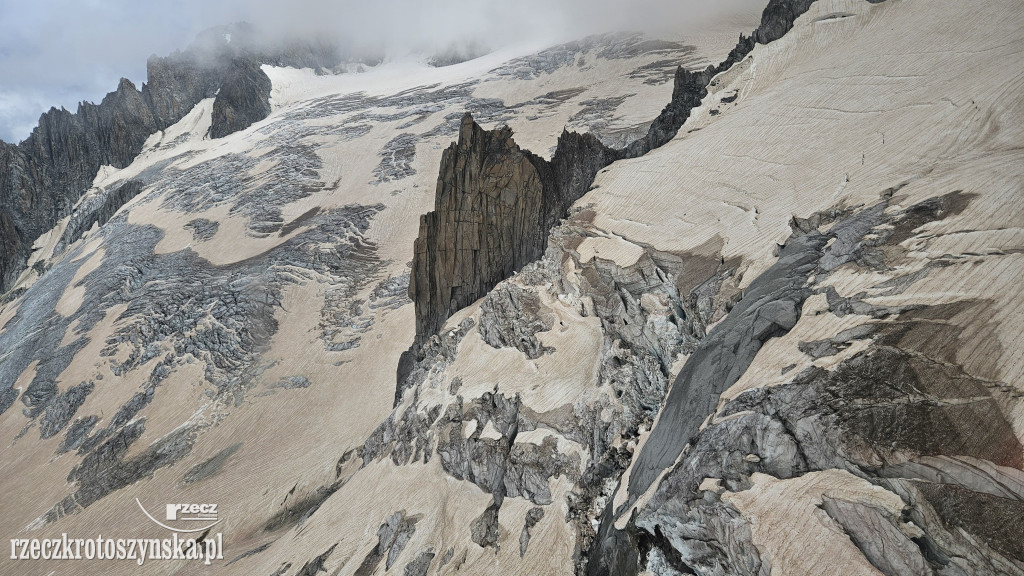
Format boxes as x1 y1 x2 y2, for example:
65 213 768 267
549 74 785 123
410 116 545 347
400 114 619 394
210 57 273 138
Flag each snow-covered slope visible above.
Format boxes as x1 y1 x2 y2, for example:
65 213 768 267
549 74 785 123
0 12 756 576
1 0 1023 574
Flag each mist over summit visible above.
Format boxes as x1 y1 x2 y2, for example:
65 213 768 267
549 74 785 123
0 0 756 142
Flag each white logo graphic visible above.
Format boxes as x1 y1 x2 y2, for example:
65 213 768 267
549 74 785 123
136 500 220 533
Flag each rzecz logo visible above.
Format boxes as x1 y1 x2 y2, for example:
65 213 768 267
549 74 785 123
136 500 220 533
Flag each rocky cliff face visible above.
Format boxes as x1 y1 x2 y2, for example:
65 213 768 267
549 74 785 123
0 79 158 292
408 116 547 348
210 57 273 138
401 115 620 391
141 52 223 128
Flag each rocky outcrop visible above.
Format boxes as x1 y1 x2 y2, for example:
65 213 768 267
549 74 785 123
401 114 620 387
210 57 273 138
0 77 166 292
354 511 420 576
626 0 825 156
142 51 224 129
625 62 719 157
754 0 818 44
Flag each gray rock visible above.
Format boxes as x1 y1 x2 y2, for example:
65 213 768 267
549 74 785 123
402 113 620 381
519 507 545 557
820 496 931 576
210 57 272 139
478 283 555 358
184 218 220 241
294 543 337 576
471 501 502 550
403 550 435 576
354 510 420 575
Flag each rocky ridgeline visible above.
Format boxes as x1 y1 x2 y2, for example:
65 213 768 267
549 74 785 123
402 0 825 392
0 23 355 294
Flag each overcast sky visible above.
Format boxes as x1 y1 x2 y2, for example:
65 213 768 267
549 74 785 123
0 0 759 143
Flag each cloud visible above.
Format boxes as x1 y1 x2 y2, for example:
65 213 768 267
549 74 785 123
0 0 761 143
